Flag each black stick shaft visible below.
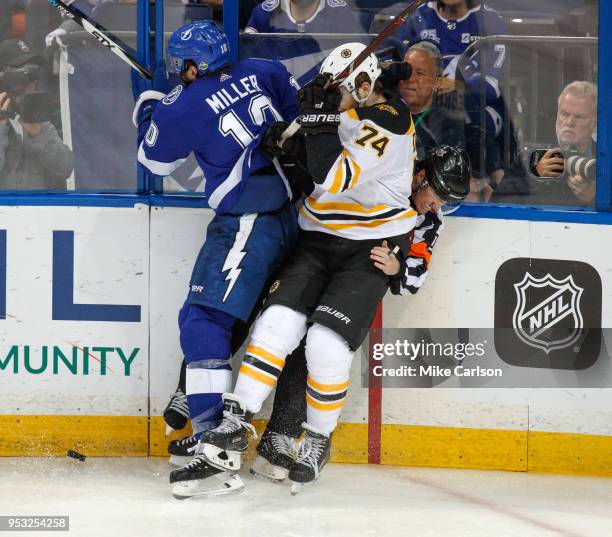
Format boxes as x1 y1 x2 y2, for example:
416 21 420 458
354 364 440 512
47 0 153 80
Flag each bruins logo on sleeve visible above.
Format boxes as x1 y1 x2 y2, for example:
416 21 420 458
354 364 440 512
375 103 399 116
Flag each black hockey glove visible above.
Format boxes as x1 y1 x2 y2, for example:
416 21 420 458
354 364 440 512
298 74 342 135
379 61 413 91
278 155 315 198
261 121 306 163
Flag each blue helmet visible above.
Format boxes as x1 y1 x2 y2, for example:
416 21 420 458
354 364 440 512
166 21 230 76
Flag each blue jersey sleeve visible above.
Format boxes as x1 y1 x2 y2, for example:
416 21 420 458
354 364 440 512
399 11 419 46
248 59 299 123
273 62 300 123
137 94 192 176
245 4 269 33
462 7 508 102
399 5 432 49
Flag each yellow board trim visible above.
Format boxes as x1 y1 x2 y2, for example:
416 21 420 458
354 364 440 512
382 424 527 472
528 431 612 476
3 416 612 477
246 345 285 369
0 415 148 457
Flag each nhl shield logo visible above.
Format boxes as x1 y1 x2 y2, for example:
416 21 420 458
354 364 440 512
512 273 583 354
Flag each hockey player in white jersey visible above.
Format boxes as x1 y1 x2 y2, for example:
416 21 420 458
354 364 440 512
171 43 470 498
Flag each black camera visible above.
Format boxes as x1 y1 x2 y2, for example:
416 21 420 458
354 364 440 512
0 64 40 94
0 64 51 123
530 146 596 183
0 90 51 123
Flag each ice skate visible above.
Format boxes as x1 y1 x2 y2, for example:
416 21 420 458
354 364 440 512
289 423 331 495
163 387 189 434
169 445 244 499
249 430 296 482
168 433 199 466
200 394 256 471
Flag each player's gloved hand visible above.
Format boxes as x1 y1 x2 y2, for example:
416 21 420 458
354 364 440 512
298 73 341 114
45 28 67 48
298 74 341 135
261 121 287 159
132 90 166 129
379 60 412 90
261 121 306 162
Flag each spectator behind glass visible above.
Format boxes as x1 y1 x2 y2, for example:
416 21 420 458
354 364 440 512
245 0 365 34
399 41 465 160
400 1 508 197
533 81 597 205
242 0 367 85
187 0 261 28
0 39 73 190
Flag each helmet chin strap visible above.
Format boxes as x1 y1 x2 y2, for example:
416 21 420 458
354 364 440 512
416 178 430 192
351 84 375 106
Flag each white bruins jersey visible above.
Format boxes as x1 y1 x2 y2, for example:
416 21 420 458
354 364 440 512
299 98 418 240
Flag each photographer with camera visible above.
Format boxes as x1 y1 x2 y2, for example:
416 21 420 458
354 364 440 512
0 39 73 190
533 81 597 205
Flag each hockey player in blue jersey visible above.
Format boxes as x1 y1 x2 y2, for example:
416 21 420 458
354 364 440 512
134 20 300 495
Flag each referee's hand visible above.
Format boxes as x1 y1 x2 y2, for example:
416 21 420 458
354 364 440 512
370 240 400 276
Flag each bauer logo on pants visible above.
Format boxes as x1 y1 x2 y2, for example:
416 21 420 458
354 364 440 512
494 258 601 370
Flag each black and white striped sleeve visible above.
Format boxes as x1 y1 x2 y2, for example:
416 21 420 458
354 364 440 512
389 210 444 296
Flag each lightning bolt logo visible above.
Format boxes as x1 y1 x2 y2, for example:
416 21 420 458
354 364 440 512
221 214 257 303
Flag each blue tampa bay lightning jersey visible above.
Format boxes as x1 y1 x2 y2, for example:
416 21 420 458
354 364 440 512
138 59 300 213
245 0 365 34
400 2 507 101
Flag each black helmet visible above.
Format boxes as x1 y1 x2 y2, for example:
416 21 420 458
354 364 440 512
423 145 471 202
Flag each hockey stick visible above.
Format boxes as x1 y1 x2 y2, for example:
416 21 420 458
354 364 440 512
47 0 153 80
280 0 426 141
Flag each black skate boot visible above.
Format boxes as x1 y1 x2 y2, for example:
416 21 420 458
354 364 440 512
250 430 296 482
200 394 256 471
168 433 199 466
288 423 331 495
163 387 189 433
169 446 244 499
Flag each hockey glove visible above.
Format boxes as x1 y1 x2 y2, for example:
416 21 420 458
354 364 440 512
298 74 341 135
261 121 307 163
379 61 412 91
132 90 166 147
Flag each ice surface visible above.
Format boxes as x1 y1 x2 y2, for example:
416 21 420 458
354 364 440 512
0 458 611 537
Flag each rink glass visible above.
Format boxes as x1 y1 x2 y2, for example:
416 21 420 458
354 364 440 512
0 0 603 210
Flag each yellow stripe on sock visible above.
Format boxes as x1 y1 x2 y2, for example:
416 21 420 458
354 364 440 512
306 393 346 411
307 376 349 393
239 364 276 387
246 345 286 369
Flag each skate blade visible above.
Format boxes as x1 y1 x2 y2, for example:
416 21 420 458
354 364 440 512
169 455 193 467
203 443 242 472
172 474 244 500
290 481 306 496
249 456 289 483
165 424 174 436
